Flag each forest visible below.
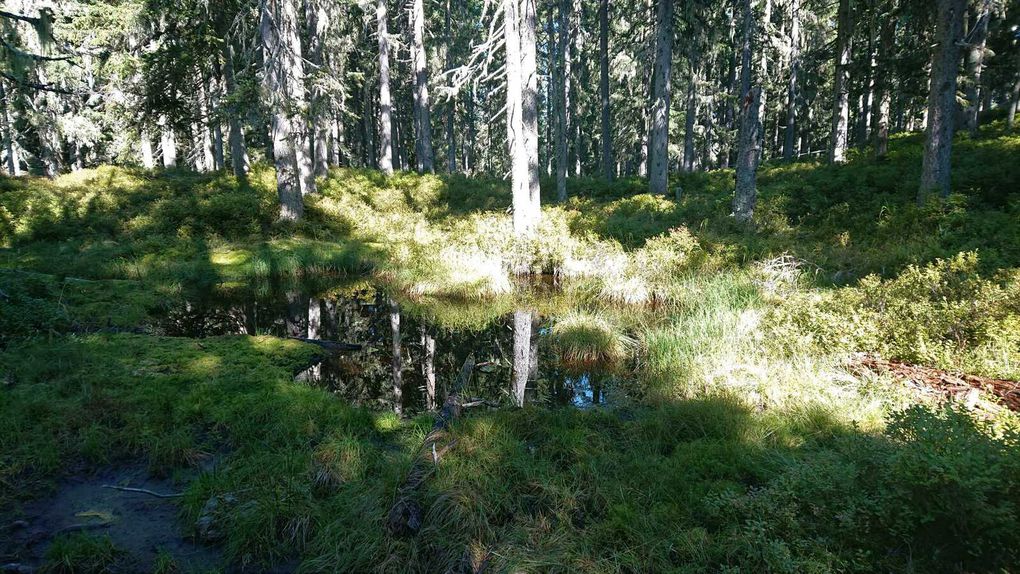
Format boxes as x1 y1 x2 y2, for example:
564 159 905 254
2 0 1020 571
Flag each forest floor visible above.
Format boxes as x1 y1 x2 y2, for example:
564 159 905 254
2 127 1020 572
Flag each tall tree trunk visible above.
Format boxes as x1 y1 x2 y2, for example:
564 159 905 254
411 0 435 173
390 299 403 415
159 115 177 168
140 130 155 169
555 0 569 202
829 0 852 163
421 327 436 410
505 0 541 237
198 80 215 172
261 0 304 220
221 41 248 178
871 0 895 159
682 62 699 173
963 0 990 136
208 63 226 171
733 0 760 222
1010 51 1020 130
598 0 613 180
307 0 331 177
378 0 394 175
512 309 532 407
269 0 315 194
919 0 966 202
445 0 457 173
0 83 18 176
783 0 801 160
648 0 673 195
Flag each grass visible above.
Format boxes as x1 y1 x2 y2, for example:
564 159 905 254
2 126 1020 571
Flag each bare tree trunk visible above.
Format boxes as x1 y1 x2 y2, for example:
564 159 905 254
159 115 177 168
208 62 226 171
505 0 541 237
411 0 435 173
261 0 304 220
390 299 403 415
829 0 852 163
555 0 569 201
682 62 699 173
1010 53 1020 130
378 0 394 175
140 130 155 169
733 0 760 223
919 0 966 202
0 83 18 176
198 80 215 172
871 1 895 159
307 0 331 177
963 0 990 137
421 327 436 410
648 0 673 195
445 0 457 173
598 0 613 180
221 42 248 178
512 309 532 407
783 0 800 161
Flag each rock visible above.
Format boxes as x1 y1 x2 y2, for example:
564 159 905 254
195 493 237 544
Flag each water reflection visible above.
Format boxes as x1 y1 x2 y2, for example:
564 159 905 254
158 284 623 414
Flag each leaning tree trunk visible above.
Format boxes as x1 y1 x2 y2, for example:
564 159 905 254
411 0 435 173
648 0 673 195
783 0 801 161
829 0 852 163
963 0 990 137
733 0 760 223
221 41 248 178
505 0 541 237
919 0 966 202
377 0 394 175
261 0 304 220
598 0 613 180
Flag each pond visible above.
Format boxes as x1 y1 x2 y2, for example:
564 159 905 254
156 282 628 414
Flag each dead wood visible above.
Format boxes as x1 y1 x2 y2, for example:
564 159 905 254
849 354 1020 412
387 353 475 536
288 337 362 352
101 484 183 498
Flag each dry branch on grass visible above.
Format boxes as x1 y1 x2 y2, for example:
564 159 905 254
850 354 1020 413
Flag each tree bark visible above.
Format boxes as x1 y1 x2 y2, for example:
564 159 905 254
421 327 436 410
505 0 541 237
733 0 760 223
783 0 800 161
378 0 394 175
159 115 176 168
1010 53 1020 130
139 130 155 169
261 0 304 220
598 0 613 180
648 0 673 195
871 1 895 159
411 0 435 173
512 309 532 407
390 299 403 415
221 41 248 178
307 0 331 177
829 0 852 163
555 0 569 201
919 0 966 202
444 0 457 173
682 62 699 173
963 0 990 137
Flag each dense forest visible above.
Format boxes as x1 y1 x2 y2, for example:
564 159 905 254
2 0 1020 572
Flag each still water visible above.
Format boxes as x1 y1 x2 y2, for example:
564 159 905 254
157 283 624 414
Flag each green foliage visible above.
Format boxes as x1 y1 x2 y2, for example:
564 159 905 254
42 534 124 574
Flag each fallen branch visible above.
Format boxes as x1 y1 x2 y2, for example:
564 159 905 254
387 353 475 536
288 337 362 352
849 354 1020 412
101 485 183 498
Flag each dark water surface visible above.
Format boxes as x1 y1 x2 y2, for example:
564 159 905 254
157 282 625 414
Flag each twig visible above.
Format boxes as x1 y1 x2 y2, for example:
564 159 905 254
101 485 183 498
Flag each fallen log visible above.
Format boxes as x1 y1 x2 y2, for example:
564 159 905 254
288 337 362 352
387 353 475 536
849 354 1020 412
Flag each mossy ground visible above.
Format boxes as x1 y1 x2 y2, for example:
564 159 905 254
2 127 1020 572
